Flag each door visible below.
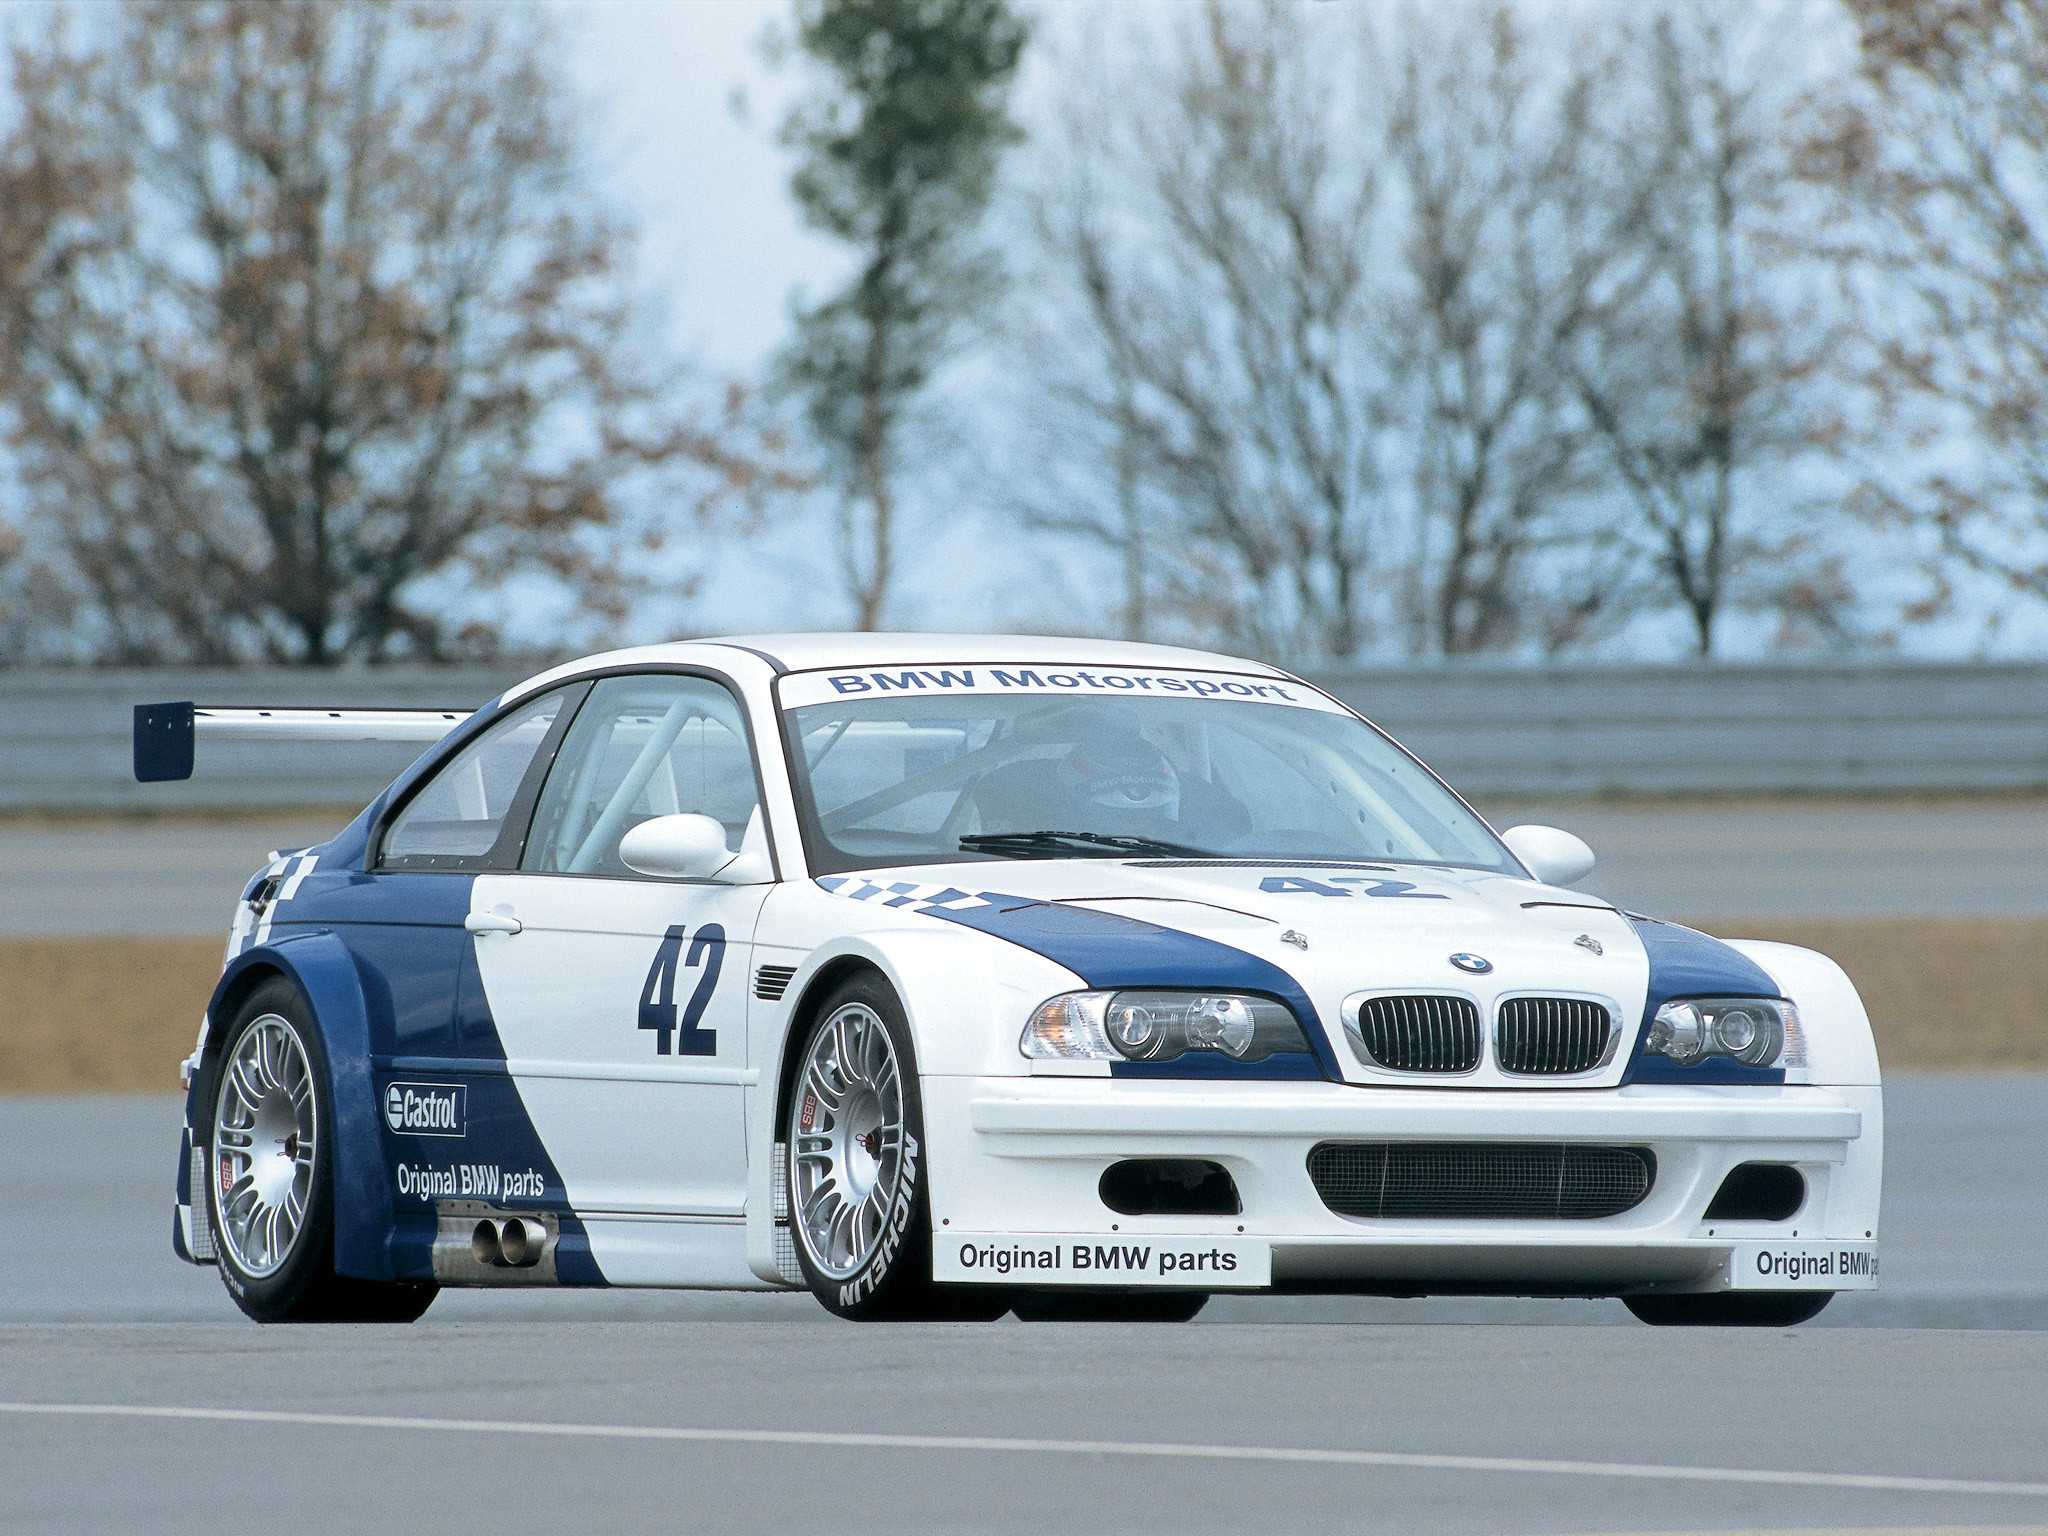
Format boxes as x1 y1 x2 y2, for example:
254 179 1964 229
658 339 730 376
356 686 580 1272
362 686 573 1058
466 673 772 1237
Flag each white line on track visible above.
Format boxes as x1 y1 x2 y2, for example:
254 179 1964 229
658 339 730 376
1 1401 2045 1499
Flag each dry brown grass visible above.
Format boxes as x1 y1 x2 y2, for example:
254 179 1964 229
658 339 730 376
1686 917 2048 1072
1 936 220 1094
0 920 2040 1093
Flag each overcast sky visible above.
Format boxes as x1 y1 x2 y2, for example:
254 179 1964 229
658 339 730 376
549 0 1112 642
562 0 837 372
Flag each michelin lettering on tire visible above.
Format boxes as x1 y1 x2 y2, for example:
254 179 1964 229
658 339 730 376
837 1129 919 1310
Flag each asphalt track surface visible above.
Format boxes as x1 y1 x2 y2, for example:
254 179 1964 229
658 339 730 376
3 1077 2045 1534
4 796 2045 935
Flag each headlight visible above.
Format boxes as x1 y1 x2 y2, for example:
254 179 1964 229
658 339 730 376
1022 990 1309 1064
1645 997 1804 1068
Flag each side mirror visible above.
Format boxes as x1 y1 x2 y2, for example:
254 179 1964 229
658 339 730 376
619 813 740 881
1502 824 1596 888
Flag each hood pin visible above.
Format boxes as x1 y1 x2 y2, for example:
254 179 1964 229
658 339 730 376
1280 930 1309 951
1574 933 1604 956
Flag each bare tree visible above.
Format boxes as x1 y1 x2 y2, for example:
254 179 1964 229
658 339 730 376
0 1 791 664
1565 2 1849 656
1019 1 1664 658
1006 57 1166 642
1801 0 2048 622
1017 0 1399 659
0 499 75 662
1384 6 1639 655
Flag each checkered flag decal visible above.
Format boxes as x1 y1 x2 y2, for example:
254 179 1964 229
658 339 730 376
813 875 999 913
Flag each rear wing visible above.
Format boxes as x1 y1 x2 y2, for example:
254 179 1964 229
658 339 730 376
133 701 473 783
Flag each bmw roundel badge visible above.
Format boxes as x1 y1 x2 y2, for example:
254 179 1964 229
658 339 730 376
1448 953 1493 975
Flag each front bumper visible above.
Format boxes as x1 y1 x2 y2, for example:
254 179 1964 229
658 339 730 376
922 1077 1882 1295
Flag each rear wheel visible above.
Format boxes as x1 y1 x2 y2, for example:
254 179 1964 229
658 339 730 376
1624 1292 1832 1328
785 974 1007 1321
1011 1291 1210 1323
206 978 437 1324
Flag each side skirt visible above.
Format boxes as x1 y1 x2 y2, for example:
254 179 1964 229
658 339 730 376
419 1208 785 1290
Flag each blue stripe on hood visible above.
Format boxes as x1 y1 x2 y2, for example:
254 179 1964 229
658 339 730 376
917 890 1335 1080
1622 916 1787 1085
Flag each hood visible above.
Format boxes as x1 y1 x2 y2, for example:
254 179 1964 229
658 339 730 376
835 857 1659 1087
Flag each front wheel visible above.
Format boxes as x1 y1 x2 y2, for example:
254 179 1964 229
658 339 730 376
784 975 1007 1321
206 978 437 1324
1624 1292 1832 1328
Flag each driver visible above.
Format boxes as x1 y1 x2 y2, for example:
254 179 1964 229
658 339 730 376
970 721 1252 844
1054 736 1182 823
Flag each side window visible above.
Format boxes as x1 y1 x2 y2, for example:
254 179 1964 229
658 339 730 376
522 674 762 877
380 691 567 866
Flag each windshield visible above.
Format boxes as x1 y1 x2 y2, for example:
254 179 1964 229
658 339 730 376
779 665 1516 877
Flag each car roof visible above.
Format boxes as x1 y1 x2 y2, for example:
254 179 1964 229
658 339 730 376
503 632 1291 702
714 632 1286 676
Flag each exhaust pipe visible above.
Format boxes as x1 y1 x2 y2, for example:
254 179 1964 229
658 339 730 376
432 1203 556 1282
470 1219 503 1267
497 1217 546 1268
469 1216 546 1268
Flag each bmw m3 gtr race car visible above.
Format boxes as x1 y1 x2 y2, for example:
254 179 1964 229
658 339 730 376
138 634 1881 1325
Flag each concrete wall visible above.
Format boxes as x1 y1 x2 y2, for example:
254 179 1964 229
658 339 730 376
3 661 2042 810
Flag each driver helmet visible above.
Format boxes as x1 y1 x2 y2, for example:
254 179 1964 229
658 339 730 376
1056 735 1181 818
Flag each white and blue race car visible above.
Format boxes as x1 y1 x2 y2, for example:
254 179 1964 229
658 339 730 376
140 634 1880 1325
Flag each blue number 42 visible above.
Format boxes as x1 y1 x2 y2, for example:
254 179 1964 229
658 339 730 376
638 923 725 1056
1258 875 1448 900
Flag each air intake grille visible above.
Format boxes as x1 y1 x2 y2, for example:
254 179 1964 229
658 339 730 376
1307 1142 1655 1220
1496 996 1615 1075
1347 995 1481 1073
754 965 798 1002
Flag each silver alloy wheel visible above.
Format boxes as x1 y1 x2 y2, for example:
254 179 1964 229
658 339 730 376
790 1002 905 1281
211 1013 318 1279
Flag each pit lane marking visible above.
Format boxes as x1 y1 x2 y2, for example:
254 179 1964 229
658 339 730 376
2 1402 2045 1499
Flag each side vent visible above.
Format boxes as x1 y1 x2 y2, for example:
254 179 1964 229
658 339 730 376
754 964 798 1002
771 1142 802 1286
187 1138 216 1262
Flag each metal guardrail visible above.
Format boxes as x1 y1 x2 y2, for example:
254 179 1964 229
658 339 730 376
2 667 521 812
1316 662 2048 796
1 661 2043 810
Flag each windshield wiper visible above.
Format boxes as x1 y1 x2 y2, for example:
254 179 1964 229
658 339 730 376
959 829 1217 859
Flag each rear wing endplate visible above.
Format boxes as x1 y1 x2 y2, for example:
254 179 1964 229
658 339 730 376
133 701 473 783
